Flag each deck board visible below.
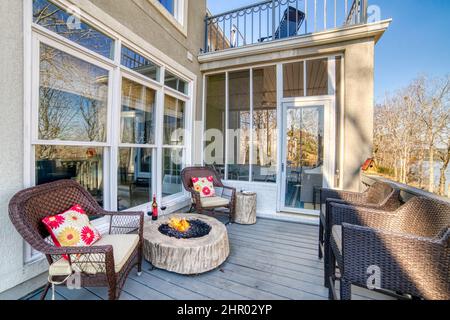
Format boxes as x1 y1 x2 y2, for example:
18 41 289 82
27 217 392 301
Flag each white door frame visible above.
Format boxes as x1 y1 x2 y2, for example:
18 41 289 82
278 97 336 216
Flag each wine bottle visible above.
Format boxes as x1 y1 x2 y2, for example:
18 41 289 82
152 195 158 221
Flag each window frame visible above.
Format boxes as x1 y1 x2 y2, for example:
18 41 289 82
202 54 342 185
150 0 188 36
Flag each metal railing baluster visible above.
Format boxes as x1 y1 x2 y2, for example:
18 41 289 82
203 0 369 53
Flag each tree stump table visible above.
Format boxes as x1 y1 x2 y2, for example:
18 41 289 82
233 192 257 225
143 214 230 275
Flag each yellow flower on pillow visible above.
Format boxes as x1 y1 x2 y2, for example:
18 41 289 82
59 227 81 246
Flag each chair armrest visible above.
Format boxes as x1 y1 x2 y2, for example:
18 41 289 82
102 211 144 236
327 202 397 230
321 188 366 205
341 223 449 299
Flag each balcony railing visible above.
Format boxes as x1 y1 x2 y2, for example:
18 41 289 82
203 0 368 53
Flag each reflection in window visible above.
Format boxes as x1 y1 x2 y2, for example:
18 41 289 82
121 79 156 145
163 95 185 145
162 148 183 197
165 71 188 94
33 0 114 59
306 59 328 96
204 74 226 178
35 145 104 205
283 61 304 97
121 46 160 81
118 148 153 210
253 66 277 183
159 0 175 15
227 70 250 181
39 44 108 142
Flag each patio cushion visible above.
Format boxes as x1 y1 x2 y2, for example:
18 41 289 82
42 204 101 252
49 234 140 276
192 176 216 198
200 196 230 208
332 225 342 253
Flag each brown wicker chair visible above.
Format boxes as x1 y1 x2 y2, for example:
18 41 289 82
319 182 402 286
181 166 236 224
327 197 450 300
8 180 144 300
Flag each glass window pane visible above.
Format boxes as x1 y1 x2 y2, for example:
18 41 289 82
159 0 175 15
252 66 277 183
35 145 104 205
39 44 108 142
227 70 250 181
121 46 160 81
162 148 183 197
121 78 156 145
283 61 304 97
118 148 153 210
165 71 188 94
33 0 114 59
306 58 328 96
163 95 185 145
204 74 226 179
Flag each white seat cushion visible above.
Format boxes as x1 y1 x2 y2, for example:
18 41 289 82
200 196 230 208
49 234 140 276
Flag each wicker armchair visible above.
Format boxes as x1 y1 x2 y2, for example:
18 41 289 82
8 180 144 300
327 197 450 300
181 166 236 224
319 182 402 286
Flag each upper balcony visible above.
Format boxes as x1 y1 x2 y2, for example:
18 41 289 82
203 0 369 54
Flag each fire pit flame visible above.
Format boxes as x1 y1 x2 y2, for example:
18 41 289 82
168 217 191 233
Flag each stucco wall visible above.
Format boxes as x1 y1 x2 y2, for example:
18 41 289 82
341 39 374 191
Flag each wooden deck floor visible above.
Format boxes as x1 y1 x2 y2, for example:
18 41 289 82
24 217 392 300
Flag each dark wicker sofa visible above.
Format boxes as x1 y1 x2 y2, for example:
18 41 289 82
327 197 450 300
8 180 144 300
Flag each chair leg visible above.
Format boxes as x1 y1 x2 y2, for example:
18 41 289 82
323 228 331 288
188 204 196 213
318 219 324 259
340 278 352 300
40 282 51 300
327 249 336 299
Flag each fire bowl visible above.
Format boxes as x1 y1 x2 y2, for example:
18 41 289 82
143 214 230 275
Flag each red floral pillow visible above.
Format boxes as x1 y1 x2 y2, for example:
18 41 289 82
42 204 101 250
192 176 216 198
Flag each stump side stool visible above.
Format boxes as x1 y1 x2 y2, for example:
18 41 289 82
233 192 257 225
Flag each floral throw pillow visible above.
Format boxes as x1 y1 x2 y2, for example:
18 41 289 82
192 176 216 198
42 204 101 250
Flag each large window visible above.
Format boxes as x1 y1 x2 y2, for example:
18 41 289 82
227 70 250 181
39 44 108 142
30 0 192 214
253 66 277 183
33 0 114 59
204 74 226 178
162 95 186 197
204 57 337 183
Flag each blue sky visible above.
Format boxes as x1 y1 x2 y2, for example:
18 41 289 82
207 0 450 103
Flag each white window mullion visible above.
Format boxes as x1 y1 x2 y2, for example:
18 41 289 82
156 66 166 206
249 68 254 182
224 71 229 180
